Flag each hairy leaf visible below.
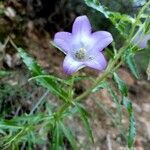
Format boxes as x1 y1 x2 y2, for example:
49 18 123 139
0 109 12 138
126 54 140 79
122 97 136 148
113 73 128 96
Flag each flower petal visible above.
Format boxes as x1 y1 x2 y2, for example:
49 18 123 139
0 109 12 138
138 34 150 48
85 52 107 71
54 32 72 54
63 55 84 75
88 31 113 52
72 15 91 36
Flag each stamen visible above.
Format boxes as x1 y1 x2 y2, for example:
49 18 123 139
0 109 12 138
75 48 86 60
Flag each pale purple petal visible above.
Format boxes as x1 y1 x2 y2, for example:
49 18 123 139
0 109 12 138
53 15 113 75
72 15 91 36
88 31 113 52
63 55 84 75
54 32 72 54
85 52 107 71
133 31 150 49
138 34 150 48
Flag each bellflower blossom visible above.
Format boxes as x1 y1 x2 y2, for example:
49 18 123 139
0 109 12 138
54 15 113 75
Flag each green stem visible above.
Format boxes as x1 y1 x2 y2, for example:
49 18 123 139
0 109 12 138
128 0 150 41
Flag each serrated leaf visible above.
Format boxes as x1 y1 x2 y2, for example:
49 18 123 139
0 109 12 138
107 85 119 104
16 47 68 101
92 81 119 104
113 73 128 96
60 122 77 150
126 54 140 79
84 0 110 18
128 112 136 148
75 103 94 143
122 97 136 148
122 97 132 113
84 0 136 38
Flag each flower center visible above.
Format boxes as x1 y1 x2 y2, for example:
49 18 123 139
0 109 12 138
75 48 86 60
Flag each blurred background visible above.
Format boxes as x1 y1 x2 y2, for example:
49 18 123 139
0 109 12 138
0 0 150 149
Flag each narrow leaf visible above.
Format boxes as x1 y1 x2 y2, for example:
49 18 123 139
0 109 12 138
92 81 108 93
60 122 77 150
122 97 136 148
107 85 119 104
52 122 61 150
29 75 71 85
126 54 140 79
113 73 128 96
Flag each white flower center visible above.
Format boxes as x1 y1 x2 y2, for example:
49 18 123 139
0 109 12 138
74 47 94 61
75 48 86 60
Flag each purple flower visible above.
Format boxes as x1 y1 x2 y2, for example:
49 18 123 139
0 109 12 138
54 15 113 75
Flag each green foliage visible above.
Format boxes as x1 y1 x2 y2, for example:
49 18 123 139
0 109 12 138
0 83 27 115
92 81 108 93
113 72 128 96
122 97 136 148
0 113 51 148
126 53 140 79
92 76 136 147
75 103 94 143
84 0 110 18
16 47 69 102
60 122 77 150
52 122 61 150
84 0 136 38
0 70 11 77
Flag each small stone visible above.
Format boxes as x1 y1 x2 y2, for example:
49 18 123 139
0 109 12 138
142 103 150 113
5 7 16 19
